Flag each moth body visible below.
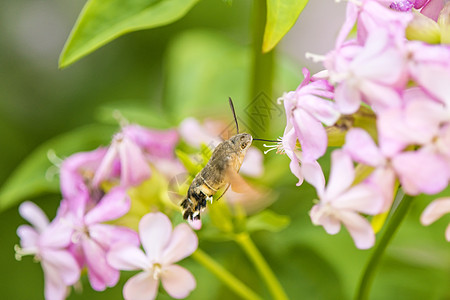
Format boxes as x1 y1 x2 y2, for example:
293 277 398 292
181 133 252 220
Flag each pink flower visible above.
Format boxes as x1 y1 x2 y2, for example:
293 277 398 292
60 148 107 215
420 197 450 241
107 212 197 300
328 29 407 113
376 96 450 195
68 187 139 291
406 42 450 107
93 132 152 188
16 201 80 300
279 69 339 186
344 128 396 211
307 150 384 249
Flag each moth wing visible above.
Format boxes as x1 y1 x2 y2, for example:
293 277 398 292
225 168 255 194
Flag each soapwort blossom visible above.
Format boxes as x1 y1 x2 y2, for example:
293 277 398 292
67 187 139 291
107 212 197 300
278 68 339 186
421 197 450 241
308 150 384 249
16 201 80 300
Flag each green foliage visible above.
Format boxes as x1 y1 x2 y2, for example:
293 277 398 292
263 0 309 52
246 210 290 233
0 125 115 213
59 0 199 68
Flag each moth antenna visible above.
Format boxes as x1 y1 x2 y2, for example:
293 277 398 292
228 97 239 134
253 138 279 143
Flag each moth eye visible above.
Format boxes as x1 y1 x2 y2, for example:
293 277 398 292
241 142 247 149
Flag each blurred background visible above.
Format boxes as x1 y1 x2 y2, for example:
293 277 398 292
0 0 449 299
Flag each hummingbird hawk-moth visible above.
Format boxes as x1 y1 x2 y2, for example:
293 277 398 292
180 98 253 221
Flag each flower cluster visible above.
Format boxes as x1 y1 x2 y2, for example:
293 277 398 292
278 0 450 248
16 125 198 300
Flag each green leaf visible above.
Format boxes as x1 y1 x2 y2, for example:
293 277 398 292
0 125 115 213
246 210 290 233
263 0 309 53
59 0 199 68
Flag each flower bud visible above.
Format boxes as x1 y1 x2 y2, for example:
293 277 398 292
406 11 441 43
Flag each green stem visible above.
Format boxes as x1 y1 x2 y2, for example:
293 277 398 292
235 233 289 300
249 0 275 139
191 248 262 300
355 191 414 300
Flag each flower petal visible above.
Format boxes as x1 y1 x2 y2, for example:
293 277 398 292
123 271 158 300
42 260 69 300
333 182 384 215
292 109 328 161
326 150 355 200
302 160 325 196
17 225 39 250
107 244 150 271
420 197 450 225
392 150 449 195
18 201 49 233
310 204 341 235
139 212 172 262
81 237 119 291
41 249 80 285
85 187 130 225
89 224 139 250
40 219 73 249
161 265 196 299
118 136 152 187
339 211 375 249
161 224 198 265
344 128 385 166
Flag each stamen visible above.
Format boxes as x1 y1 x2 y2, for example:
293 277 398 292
305 52 326 63
47 149 63 167
14 244 37 261
152 263 162 280
262 138 285 155
112 110 129 127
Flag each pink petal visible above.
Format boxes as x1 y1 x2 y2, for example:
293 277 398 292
412 63 450 107
41 249 80 285
392 150 449 195
178 118 221 149
17 225 39 249
123 271 158 300
302 160 325 196
359 81 402 111
161 224 198 265
240 147 264 177
298 95 340 126
123 125 179 160
420 0 444 21
118 136 152 187
420 197 450 225
85 187 130 225
42 261 68 300
107 244 150 271
292 109 328 161
139 213 172 262
82 237 119 291
367 167 396 212
161 265 196 299
344 128 385 166
339 210 375 249
93 142 119 187
40 219 73 249
335 82 362 114
326 150 355 200
18 201 49 233
333 183 384 215
310 205 341 234
89 224 139 250
282 128 304 186
60 148 106 204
